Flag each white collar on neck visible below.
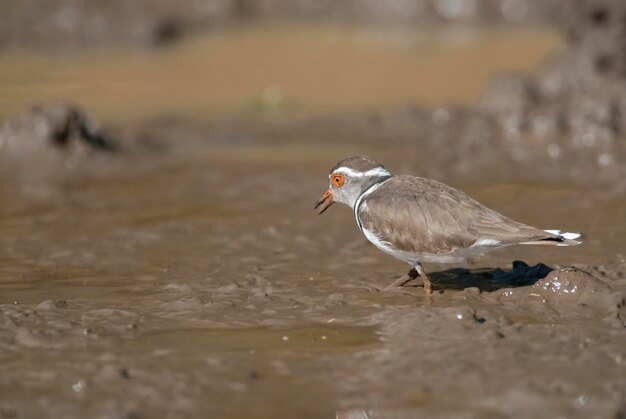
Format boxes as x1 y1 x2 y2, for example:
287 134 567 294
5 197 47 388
353 178 392 231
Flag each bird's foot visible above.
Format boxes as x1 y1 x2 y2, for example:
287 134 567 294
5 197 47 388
378 268 419 291
422 277 433 295
414 264 434 296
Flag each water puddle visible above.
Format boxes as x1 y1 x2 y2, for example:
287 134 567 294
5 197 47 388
0 24 562 121
132 325 379 354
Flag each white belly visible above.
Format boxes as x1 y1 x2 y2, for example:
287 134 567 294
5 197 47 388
361 227 502 265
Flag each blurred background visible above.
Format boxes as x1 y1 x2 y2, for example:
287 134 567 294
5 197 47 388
1 1 625 418
0 0 566 121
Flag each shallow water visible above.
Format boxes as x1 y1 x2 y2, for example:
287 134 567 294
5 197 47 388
0 24 561 121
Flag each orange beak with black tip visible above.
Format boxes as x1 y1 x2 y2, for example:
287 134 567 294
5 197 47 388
314 189 335 214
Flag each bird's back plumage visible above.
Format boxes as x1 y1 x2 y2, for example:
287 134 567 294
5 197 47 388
357 175 569 261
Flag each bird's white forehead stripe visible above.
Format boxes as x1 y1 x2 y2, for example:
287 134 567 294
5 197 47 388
330 167 391 178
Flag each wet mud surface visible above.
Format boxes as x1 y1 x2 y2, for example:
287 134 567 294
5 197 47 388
1 118 625 418
1 17 626 419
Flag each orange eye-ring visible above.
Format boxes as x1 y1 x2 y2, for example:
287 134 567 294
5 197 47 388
331 174 345 187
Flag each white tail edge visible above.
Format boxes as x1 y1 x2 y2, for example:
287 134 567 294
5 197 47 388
544 230 582 241
520 230 583 246
543 229 583 246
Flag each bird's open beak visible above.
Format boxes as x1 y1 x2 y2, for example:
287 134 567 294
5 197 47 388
314 189 335 214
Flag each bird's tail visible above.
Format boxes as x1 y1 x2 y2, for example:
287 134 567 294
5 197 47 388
521 230 583 246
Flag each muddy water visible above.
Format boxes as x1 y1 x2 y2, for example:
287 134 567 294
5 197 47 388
0 25 561 121
1 25 626 419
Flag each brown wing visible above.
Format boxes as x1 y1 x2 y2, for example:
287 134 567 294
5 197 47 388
358 176 554 255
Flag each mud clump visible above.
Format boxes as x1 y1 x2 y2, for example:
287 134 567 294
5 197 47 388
498 267 626 316
0 103 116 156
0 103 119 199
482 1 626 186
534 268 625 312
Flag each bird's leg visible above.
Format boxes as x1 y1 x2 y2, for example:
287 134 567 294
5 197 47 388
415 263 433 295
381 268 419 291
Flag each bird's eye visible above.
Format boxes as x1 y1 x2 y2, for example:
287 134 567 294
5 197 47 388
331 174 345 187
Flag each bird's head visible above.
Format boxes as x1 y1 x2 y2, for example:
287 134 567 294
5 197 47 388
315 155 392 214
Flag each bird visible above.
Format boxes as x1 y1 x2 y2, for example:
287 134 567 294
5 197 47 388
314 156 582 295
